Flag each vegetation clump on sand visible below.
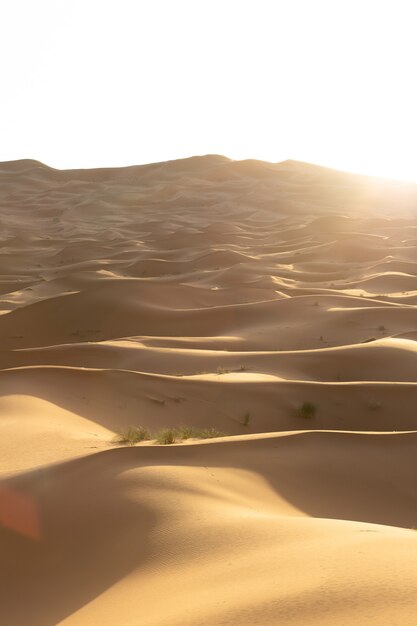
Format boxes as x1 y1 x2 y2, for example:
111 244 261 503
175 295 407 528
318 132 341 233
115 426 151 445
175 425 224 439
156 428 177 445
295 401 317 419
116 425 226 446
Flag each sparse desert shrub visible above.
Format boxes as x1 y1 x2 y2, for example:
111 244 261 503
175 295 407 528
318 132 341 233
156 429 177 445
176 425 201 439
217 366 230 375
242 412 251 426
239 365 247 371
117 425 227 446
176 425 225 439
295 401 317 419
199 427 225 438
116 426 151 446
378 325 386 332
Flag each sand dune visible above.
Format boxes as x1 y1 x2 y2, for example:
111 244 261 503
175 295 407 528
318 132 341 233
2 433 417 625
1 156 417 625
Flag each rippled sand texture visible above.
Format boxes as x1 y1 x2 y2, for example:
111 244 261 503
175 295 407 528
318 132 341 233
1 156 417 625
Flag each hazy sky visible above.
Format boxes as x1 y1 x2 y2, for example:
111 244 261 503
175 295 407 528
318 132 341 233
1 0 416 180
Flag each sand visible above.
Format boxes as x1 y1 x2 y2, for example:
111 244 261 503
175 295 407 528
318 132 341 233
0 155 417 625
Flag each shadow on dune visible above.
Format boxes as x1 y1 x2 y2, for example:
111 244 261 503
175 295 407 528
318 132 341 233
0 452 156 626
1 430 417 625
2 365 417 435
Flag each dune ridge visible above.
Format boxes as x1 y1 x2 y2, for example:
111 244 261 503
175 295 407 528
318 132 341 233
1 156 417 625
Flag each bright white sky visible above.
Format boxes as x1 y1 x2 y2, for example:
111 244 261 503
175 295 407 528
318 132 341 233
1 0 417 180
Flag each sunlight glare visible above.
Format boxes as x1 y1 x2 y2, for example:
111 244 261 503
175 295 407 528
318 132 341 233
0 0 416 181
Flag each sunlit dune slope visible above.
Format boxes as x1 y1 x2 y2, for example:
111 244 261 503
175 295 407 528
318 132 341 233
1 432 417 626
1 156 417 625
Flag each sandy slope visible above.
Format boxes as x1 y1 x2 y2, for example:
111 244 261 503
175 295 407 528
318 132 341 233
1 156 417 625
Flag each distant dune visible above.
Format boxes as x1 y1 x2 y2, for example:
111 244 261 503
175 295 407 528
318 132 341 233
1 156 417 625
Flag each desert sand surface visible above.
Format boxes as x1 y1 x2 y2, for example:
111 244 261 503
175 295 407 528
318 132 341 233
1 155 417 625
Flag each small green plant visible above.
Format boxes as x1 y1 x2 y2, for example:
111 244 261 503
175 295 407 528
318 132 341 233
116 426 151 445
296 401 317 419
242 412 251 426
156 429 177 445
